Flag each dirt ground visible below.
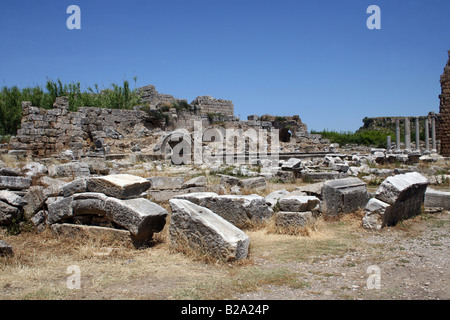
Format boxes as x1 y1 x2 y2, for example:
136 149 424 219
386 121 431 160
1 207 448 301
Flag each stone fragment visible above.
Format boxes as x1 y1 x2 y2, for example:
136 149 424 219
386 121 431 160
374 172 429 205
321 177 370 216
274 211 314 229
362 172 429 229
147 176 184 190
238 176 266 190
175 193 273 228
103 197 168 245
62 178 87 197
169 199 250 261
219 174 240 187
0 201 21 225
274 170 295 182
362 198 391 230
0 240 14 257
424 188 450 210
278 195 320 212
0 190 27 207
182 176 207 189
281 158 302 170
265 189 290 208
0 176 31 190
22 186 46 219
51 223 131 242
87 174 151 199
47 162 90 178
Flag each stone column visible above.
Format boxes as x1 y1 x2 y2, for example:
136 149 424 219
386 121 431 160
424 115 430 154
404 117 411 152
386 136 392 151
415 117 420 152
395 118 401 151
431 112 437 153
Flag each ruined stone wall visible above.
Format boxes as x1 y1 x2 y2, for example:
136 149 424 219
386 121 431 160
11 97 150 157
438 50 450 156
137 85 184 108
191 96 234 117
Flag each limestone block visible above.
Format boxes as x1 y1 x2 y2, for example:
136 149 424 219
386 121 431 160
87 174 151 199
279 195 320 212
0 176 31 190
321 177 370 216
169 199 249 261
265 189 290 208
0 201 21 225
0 190 27 207
238 176 266 190
424 188 450 210
147 176 184 190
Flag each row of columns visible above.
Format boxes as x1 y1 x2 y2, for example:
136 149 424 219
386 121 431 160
392 112 437 154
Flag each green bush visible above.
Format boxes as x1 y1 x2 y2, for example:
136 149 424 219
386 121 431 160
311 129 394 148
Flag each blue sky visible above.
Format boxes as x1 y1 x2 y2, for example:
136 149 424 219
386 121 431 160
1 0 449 131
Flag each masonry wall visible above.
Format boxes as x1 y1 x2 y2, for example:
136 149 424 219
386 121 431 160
191 96 234 117
11 97 149 156
438 50 450 156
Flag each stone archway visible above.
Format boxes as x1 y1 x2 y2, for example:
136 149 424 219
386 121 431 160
279 128 292 143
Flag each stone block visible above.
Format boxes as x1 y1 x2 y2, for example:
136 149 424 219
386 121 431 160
169 199 250 261
238 176 266 190
424 188 450 210
87 174 151 199
0 201 21 225
321 177 370 216
0 176 31 190
279 195 320 212
147 176 184 190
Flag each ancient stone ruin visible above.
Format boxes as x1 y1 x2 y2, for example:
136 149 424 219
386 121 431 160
1 51 449 262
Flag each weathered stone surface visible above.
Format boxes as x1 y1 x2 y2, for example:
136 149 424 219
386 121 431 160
175 193 273 228
219 175 240 187
0 190 27 207
238 177 266 190
47 196 73 225
48 162 90 178
62 178 87 197
294 182 324 198
147 176 184 190
274 211 314 229
22 186 46 219
173 192 219 204
374 172 429 205
264 189 290 208
362 198 391 230
87 174 151 199
103 197 168 245
279 195 320 212
362 172 429 229
169 199 249 261
182 176 206 189
274 170 295 182
51 223 131 242
321 177 370 216
281 158 302 170
424 188 450 210
0 240 14 257
301 171 340 182
46 192 168 246
0 176 31 190
0 168 21 177
0 200 21 225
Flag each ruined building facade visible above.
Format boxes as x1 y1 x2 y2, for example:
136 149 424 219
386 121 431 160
438 50 450 156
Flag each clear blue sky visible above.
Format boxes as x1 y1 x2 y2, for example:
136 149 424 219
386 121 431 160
1 0 449 132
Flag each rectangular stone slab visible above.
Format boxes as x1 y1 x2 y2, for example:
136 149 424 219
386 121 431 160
86 174 151 199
